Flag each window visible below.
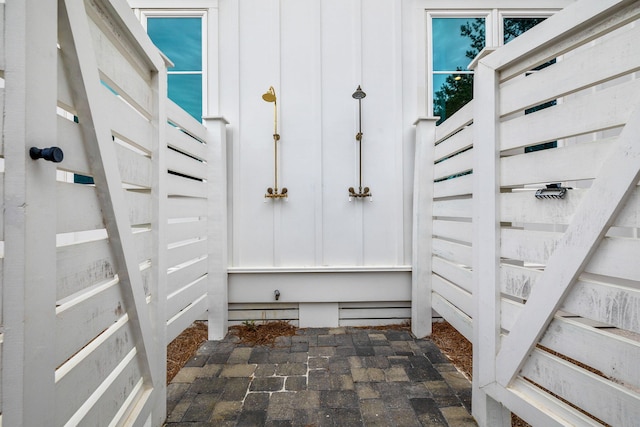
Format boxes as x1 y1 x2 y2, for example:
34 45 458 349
145 14 205 121
429 11 550 124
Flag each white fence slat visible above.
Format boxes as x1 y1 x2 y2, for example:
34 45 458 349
500 263 541 300
432 293 472 342
585 236 640 281
166 147 207 180
126 190 152 226
116 143 152 188
70 349 144 427
167 196 207 219
167 100 208 142
167 239 208 268
434 101 474 143
539 316 640 390
57 115 91 176
58 48 75 111
561 278 640 334
166 123 207 161
434 126 473 161
522 348 640 427
501 228 560 264
57 182 103 233
54 317 135 426
432 274 472 317
432 219 472 245
103 85 153 153
432 238 472 267
433 149 473 181
0 88 4 154
433 174 473 199
501 139 613 187
55 279 124 367
168 258 207 295
501 189 584 225
500 298 523 333
500 78 640 151
432 198 472 219
166 295 208 343
166 275 207 320
167 173 207 198
500 23 640 116
0 173 3 238
168 219 207 245
339 301 412 309
57 238 115 301
432 257 472 294
86 11 153 117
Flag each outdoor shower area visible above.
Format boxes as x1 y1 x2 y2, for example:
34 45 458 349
1 0 639 426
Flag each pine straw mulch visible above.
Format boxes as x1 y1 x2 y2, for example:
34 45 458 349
166 320 532 425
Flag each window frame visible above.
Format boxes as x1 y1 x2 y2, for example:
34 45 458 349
425 9 555 118
140 9 208 121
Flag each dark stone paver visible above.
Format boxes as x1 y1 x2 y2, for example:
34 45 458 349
166 326 476 426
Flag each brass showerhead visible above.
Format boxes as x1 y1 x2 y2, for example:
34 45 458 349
352 85 366 100
262 86 277 103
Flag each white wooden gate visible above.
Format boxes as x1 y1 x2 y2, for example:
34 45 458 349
471 0 640 425
1 0 224 425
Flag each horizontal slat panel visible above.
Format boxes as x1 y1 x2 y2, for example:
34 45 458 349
431 293 472 342
57 182 102 233
0 88 4 154
501 139 613 187
561 278 640 334
500 298 522 332
229 309 300 321
166 148 207 180
434 101 473 143
58 49 74 111
126 190 153 226
167 239 208 268
103 86 153 153
500 23 640 116
339 307 411 319
432 274 472 317
56 280 125 367
57 238 116 301
434 126 473 161
168 219 207 245
501 228 560 264
522 349 640 427
500 78 640 151
432 257 472 294
433 174 473 198
167 196 207 219
432 238 472 267
0 173 4 238
168 258 207 295
339 301 411 309
432 219 472 244
88 15 153 117
167 99 208 143
55 317 135 426
432 198 472 219
116 144 151 188
167 173 207 198
501 189 583 226
501 263 540 300
74 349 144 427
167 275 207 320
166 122 207 161
433 149 472 181
167 295 208 342
57 115 91 176
539 316 640 390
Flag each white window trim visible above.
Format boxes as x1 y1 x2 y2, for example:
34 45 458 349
138 9 208 121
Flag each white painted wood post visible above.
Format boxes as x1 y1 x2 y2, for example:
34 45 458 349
411 117 438 338
471 57 511 427
204 116 229 340
3 0 58 425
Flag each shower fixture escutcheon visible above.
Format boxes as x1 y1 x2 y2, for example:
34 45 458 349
349 85 371 200
263 86 288 199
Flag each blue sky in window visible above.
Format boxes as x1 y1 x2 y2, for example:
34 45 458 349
168 74 202 120
147 17 202 71
432 18 484 71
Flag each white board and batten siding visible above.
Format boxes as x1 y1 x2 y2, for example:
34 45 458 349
468 1 640 425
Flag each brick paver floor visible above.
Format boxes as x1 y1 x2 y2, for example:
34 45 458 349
166 327 477 426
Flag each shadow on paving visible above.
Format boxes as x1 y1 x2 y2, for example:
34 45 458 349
166 327 477 426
